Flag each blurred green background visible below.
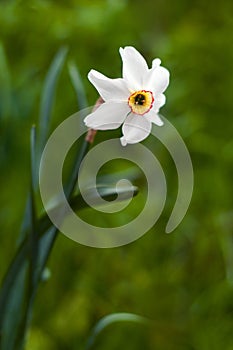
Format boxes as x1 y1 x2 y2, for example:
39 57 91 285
1 0 233 349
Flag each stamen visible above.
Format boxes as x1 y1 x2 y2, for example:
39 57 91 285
128 90 154 115
135 94 146 105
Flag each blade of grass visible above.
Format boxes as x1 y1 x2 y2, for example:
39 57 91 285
68 61 88 111
13 140 93 347
38 47 68 154
86 313 149 350
0 137 89 349
26 125 38 291
0 126 39 350
18 47 68 244
0 183 138 317
18 126 39 348
30 125 37 194
41 183 138 230
0 261 28 350
0 42 11 122
0 42 12 166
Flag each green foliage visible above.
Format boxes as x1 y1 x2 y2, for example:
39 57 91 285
86 312 148 349
0 42 139 349
0 0 233 349
38 47 68 154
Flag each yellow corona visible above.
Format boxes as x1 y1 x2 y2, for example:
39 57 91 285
128 90 154 115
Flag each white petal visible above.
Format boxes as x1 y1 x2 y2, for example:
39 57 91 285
88 70 129 101
120 137 128 146
84 101 129 130
145 110 164 126
145 66 170 94
153 93 166 110
152 58 161 68
119 46 149 90
121 113 152 145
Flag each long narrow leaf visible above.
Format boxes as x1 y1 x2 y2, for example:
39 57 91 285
16 126 39 349
0 263 28 350
86 313 148 350
27 124 38 291
0 183 138 313
0 42 11 122
19 47 68 243
17 127 37 243
38 47 68 153
68 61 88 111
0 127 39 350
30 125 37 194
20 183 137 249
19 47 68 244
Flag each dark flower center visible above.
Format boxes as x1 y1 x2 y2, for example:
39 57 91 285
134 93 146 106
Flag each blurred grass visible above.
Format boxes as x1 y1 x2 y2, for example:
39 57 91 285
0 0 233 349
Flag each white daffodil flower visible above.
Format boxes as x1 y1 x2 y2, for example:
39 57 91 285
84 46 170 146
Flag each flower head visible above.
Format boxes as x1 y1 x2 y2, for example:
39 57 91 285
84 46 170 146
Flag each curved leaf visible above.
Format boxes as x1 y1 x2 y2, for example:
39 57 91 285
68 61 88 110
86 313 149 350
38 47 68 153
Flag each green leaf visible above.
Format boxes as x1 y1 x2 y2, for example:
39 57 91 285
17 126 37 244
65 139 90 197
39 183 138 233
68 60 88 110
16 126 39 349
86 313 149 350
97 166 142 185
30 125 37 194
38 47 68 154
0 41 11 122
27 125 38 290
0 157 138 349
0 262 28 350
0 42 12 165
0 126 39 350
